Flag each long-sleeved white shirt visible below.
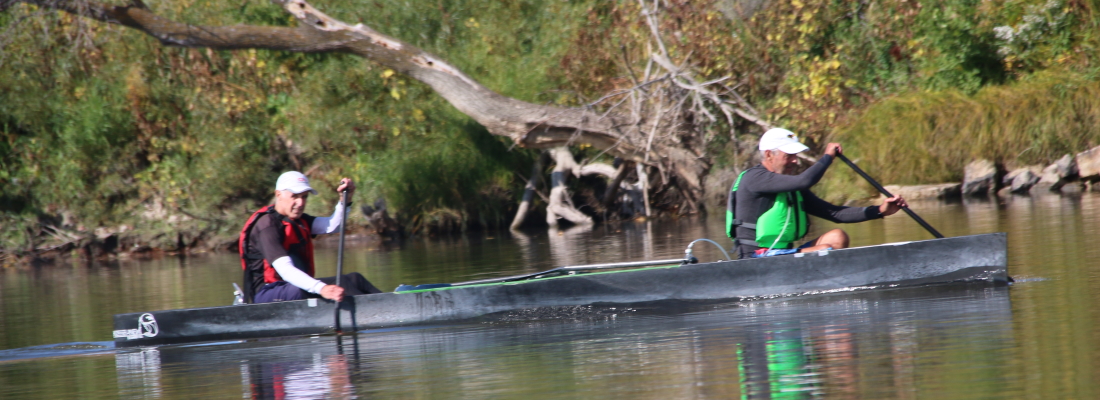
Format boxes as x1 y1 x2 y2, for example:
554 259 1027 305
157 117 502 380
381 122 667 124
270 202 346 293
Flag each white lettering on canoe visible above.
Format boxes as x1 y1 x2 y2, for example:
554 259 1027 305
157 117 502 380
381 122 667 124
112 313 160 340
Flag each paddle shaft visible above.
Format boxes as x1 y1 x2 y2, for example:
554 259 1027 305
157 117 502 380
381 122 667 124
836 153 945 239
334 190 349 331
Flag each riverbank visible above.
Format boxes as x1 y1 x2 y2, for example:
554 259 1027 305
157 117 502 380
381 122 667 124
4 0 1098 265
0 221 396 268
7 137 1099 267
879 144 1100 201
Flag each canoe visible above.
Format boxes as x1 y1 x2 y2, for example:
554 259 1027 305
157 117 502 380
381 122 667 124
115 283 1012 398
112 232 1009 347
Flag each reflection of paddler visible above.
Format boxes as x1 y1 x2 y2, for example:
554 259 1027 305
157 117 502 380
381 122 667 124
245 353 355 399
738 324 815 400
765 327 811 399
812 326 858 398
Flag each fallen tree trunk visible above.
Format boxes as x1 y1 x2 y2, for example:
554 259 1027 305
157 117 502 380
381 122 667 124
11 0 768 213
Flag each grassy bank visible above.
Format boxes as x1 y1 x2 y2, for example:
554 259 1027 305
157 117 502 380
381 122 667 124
817 70 1100 203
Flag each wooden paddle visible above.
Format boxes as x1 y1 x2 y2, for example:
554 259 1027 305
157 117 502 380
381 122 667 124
334 189 349 332
836 153 945 239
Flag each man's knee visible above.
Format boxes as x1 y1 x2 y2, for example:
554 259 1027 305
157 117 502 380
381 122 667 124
341 272 383 294
821 228 850 249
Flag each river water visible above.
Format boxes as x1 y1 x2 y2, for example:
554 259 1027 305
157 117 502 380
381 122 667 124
2 192 1099 399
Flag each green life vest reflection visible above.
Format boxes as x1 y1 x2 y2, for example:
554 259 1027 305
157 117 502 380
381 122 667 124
737 326 817 400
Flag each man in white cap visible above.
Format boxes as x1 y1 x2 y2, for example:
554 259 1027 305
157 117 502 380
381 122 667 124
725 128 907 259
238 171 382 303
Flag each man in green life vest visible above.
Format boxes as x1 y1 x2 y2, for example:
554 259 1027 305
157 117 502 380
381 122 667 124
727 128 908 259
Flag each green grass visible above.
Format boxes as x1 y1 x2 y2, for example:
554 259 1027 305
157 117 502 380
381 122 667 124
820 70 1100 203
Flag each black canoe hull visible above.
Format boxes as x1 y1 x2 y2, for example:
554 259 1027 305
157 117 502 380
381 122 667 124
113 233 1008 347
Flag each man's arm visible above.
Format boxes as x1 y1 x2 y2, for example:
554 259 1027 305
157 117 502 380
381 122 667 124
270 257 327 293
310 202 346 234
310 177 355 234
801 190 883 223
744 155 834 194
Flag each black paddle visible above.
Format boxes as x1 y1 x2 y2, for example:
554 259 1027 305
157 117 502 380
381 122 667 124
334 189 349 332
836 153 945 239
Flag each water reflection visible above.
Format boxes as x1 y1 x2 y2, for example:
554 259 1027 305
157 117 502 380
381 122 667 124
103 284 1012 399
510 221 662 269
243 343 356 399
11 192 1100 398
116 348 161 398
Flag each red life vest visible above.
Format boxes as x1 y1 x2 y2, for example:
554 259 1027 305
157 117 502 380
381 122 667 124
238 205 316 302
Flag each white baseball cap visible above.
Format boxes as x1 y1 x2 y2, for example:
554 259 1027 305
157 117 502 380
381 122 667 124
758 128 810 154
275 171 318 195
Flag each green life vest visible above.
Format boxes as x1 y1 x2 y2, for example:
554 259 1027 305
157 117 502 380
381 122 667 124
727 171 808 249
726 171 749 239
756 191 807 249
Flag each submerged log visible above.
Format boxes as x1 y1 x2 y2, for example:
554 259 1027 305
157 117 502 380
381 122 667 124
546 147 594 227
510 152 548 230
361 199 401 239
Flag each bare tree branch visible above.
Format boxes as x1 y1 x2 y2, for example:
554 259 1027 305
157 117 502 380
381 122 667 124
8 0 773 214
14 0 655 157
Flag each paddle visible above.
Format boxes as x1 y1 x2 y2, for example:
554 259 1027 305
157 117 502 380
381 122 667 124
836 153 945 239
334 189 349 332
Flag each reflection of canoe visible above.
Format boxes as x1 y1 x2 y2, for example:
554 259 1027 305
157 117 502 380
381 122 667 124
112 233 1009 347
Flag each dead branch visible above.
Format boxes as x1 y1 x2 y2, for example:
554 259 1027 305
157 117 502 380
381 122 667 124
510 151 548 230
545 147 593 227
10 0 773 215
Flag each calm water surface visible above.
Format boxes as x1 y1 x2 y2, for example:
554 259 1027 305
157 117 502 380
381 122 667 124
2 192 1099 399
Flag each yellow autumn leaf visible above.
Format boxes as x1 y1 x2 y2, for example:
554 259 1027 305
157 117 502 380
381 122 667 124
381 69 395 78
390 87 401 100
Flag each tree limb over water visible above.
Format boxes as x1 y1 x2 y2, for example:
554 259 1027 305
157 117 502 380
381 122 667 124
9 0 767 214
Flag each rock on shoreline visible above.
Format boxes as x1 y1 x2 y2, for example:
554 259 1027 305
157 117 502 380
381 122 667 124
881 145 1100 200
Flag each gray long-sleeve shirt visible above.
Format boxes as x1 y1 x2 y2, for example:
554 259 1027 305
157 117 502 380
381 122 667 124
733 154 882 250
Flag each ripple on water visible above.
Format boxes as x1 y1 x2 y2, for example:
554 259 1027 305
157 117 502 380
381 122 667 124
0 341 114 362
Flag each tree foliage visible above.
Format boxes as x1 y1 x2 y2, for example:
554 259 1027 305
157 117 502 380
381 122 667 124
1 0 1098 256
